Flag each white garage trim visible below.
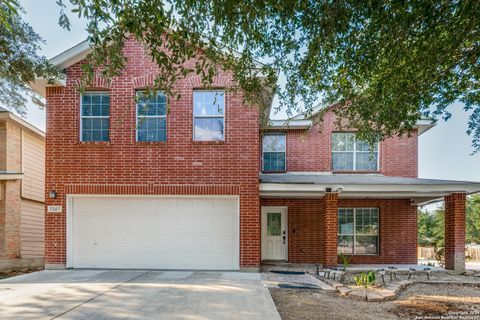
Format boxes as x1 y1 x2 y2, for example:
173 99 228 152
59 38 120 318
66 195 240 270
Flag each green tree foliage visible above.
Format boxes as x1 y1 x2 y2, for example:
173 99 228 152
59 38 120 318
0 0 60 114
1 1 480 152
419 194 480 247
466 195 480 244
418 208 444 247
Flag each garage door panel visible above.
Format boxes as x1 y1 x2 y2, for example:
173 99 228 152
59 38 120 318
195 200 215 217
216 215 235 234
216 199 238 212
195 235 216 252
196 211 216 232
71 196 239 270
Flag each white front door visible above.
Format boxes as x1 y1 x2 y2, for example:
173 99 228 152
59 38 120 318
261 207 287 260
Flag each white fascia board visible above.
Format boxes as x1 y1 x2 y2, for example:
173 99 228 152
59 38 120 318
414 119 436 135
266 119 312 130
259 191 447 206
50 40 91 70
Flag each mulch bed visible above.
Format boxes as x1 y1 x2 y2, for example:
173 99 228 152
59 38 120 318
0 267 43 280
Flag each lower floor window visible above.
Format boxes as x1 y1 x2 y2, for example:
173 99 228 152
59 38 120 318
338 208 379 255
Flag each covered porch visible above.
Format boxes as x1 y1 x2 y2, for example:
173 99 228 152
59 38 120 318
259 173 480 273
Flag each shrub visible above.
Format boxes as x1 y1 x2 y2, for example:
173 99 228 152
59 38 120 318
354 270 376 288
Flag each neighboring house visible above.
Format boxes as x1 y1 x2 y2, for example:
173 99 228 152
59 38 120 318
31 39 480 273
0 106 45 270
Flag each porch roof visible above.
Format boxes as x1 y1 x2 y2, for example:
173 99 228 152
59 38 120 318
259 173 480 205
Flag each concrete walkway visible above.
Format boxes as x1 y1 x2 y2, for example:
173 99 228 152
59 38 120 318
0 270 280 320
262 271 335 292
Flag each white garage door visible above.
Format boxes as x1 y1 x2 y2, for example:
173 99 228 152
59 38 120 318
68 196 239 270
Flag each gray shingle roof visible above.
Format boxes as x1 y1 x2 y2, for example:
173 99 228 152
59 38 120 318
260 173 480 186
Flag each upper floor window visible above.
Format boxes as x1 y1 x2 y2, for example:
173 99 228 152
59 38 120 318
136 91 167 142
338 208 379 255
263 133 286 172
81 92 110 142
332 132 378 171
193 90 225 141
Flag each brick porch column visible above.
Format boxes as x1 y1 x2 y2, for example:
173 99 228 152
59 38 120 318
322 192 339 267
444 193 466 273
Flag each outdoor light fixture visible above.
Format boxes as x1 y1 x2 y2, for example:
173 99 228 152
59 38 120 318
49 190 57 199
378 268 386 286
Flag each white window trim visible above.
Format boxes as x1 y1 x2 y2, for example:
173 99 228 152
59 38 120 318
193 90 225 141
332 132 380 171
262 133 287 172
338 207 379 255
80 92 110 142
135 91 167 142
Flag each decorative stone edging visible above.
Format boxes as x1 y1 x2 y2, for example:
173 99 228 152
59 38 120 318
319 277 480 302
321 277 414 302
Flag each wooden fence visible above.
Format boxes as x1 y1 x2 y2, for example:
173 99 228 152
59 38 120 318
418 246 480 261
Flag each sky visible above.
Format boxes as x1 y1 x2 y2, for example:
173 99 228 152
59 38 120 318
15 0 480 184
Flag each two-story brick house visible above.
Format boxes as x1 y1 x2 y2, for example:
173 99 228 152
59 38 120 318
32 39 480 273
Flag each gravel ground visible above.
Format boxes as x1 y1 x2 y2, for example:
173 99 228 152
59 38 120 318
271 279 480 320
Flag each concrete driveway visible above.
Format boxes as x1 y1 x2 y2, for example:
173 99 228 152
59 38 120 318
0 270 280 320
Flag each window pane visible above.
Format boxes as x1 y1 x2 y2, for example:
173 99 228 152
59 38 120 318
263 134 286 152
332 133 354 151
81 118 109 142
267 212 282 236
194 118 224 141
356 140 378 152
332 152 354 170
193 91 224 116
82 129 91 141
338 235 354 254
137 91 167 116
137 117 167 142
263 152 286 171
82 92 110 116
356 152 378 171
355 208 379 235
338 209 354 234
355 235 378 254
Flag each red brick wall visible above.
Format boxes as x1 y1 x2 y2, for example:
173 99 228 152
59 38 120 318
260 198 418 265
444 193 466 272
45 38 260 268
323 193 339 266
264 111 418 177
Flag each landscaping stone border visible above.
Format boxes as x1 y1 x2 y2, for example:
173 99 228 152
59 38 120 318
317 275 480 302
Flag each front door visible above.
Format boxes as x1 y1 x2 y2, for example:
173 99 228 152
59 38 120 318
261 207 287 260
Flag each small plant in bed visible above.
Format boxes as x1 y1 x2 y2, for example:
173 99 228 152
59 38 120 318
354 270 376 288
338 251 352 270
